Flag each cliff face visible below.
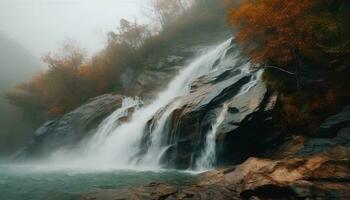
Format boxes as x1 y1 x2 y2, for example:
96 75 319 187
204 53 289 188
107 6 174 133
120 29 232 98
144 68 279 169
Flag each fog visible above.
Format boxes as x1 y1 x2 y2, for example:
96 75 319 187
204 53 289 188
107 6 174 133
0 0 145 58
0 0 146 156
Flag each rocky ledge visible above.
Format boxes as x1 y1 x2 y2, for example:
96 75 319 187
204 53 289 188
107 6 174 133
82 106 350 200
15 94 125 158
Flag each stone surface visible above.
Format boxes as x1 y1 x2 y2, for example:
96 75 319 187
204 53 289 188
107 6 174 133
148 67 279 168
300 127 350 156
122 29 232 98
318 105 350 137
234 147 350 200
299 105 350 156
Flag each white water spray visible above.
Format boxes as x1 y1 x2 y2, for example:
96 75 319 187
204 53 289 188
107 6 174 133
194 69 263 170
195 103 228 170
47 39 235 170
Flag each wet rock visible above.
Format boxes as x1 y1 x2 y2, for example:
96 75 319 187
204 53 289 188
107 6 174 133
299 105 350 156
123 30 232 98
15 94 125 158
154 67 279 168
232 147 350 200
158 70 255 168
299 127 350 156
82 172 238 200
318 105 350 137
215 80 280 165
82 183 179 200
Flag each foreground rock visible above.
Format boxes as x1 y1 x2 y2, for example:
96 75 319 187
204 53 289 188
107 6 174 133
234 147 350 199
82 146 350 200
15 94 125 158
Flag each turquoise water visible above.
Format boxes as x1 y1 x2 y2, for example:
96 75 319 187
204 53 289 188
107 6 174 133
0 164 197 200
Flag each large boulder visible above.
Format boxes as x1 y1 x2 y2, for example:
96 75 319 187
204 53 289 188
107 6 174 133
15 94 125 158
216 81 279 165
317 105 350 137
159 69 253 168
299 105 350 156
231 147 350 200
142 65 279 169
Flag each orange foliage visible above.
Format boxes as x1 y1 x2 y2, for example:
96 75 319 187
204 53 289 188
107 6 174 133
47 107 65 118
229 0 325 67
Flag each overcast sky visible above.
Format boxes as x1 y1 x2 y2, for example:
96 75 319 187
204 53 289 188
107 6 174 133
0 0 146 58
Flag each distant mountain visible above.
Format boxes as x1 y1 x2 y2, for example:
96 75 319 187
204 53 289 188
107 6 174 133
0 31 39 90
0 31 40 155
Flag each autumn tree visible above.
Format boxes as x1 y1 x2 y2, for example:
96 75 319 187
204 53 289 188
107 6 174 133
148 0 191 28
228 0 350 134
230 0 350 88
229 0 313 66
6 40 93 118
108 19 151 49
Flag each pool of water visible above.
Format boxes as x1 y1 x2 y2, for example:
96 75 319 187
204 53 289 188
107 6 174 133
0 164 197 200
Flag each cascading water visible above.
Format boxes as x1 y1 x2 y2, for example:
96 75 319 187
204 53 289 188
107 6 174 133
47 39 235 170
194 69 263 170
195 103 229 170
195 103 228 170
138 100 182 166
84 97 142 153
238 69 264 96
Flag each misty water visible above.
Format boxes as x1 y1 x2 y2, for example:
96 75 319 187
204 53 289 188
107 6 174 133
0 163 196 200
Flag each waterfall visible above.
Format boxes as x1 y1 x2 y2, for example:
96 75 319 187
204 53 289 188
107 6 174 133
47 39 235 170
193 69 263 170
195 103 228 170
84 97 142 153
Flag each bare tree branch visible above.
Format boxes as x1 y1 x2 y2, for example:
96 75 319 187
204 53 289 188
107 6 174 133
263 65 296 75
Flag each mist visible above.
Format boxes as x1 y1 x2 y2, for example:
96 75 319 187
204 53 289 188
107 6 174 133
0 0 146 156
0 0 145 58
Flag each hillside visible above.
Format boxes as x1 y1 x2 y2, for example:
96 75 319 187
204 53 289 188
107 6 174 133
0 31 40 155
